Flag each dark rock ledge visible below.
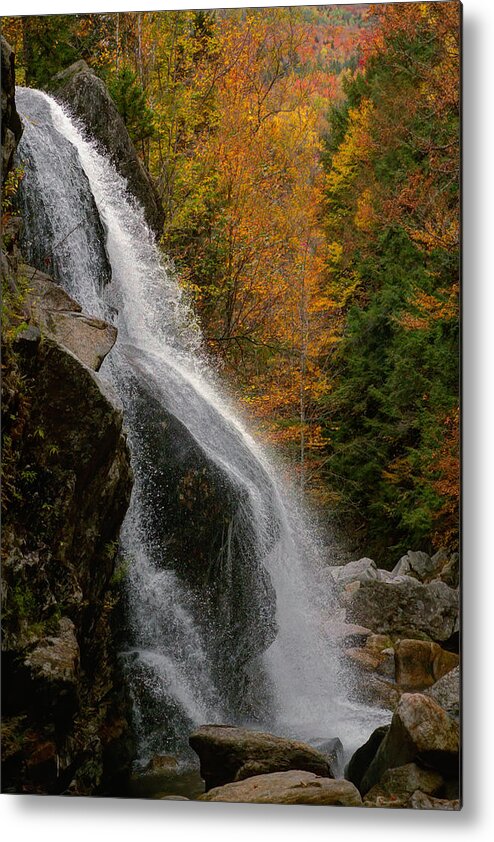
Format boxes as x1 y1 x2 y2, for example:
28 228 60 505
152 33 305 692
49 60 164 239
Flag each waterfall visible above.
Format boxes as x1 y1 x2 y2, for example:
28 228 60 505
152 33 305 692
15 87 389 768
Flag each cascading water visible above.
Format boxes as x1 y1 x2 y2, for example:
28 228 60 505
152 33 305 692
15 87 390 775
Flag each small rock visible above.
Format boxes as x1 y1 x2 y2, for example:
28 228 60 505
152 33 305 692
390 550 438 583
362 794 408 808
323 619 372 648
408 790 460 810
424 665 460 720
394 639 459 690
365 634 394 653
343 647 383 672
160 795 189 801
309 737 344 778
363 763 444 805
14 324 41 348
376 648 396 680
344 643 396 682
143 755 179 775
340 580 361 603
199 770 362 805
438 553 460 589
430 548 450 570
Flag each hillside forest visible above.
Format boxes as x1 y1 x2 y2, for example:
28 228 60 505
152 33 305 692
2 2 460 563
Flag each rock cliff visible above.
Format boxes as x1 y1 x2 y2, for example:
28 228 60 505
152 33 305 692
1 267 134 794
49 60 164 238
1 37 134 795
1 35 23 185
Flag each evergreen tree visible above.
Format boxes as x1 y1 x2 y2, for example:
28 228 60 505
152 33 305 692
108 66 155 149
320 2 460 561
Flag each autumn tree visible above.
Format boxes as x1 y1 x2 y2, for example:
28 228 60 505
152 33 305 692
320 1 460 559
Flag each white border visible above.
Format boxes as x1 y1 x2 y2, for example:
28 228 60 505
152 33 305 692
1 1 493 839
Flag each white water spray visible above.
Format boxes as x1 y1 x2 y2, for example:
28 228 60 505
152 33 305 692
16 87 390 765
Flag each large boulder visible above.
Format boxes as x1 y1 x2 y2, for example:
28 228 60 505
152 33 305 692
2 332 132 646
189 725 333 791
345 578 459 643
327 557 381 586
1 36 23 184
199 770 362 806
1 325 133 794
360 694 460 795
394 639 459 690
50 61 164 238
390 550 439 582
424 665 460 720
23 264 117 370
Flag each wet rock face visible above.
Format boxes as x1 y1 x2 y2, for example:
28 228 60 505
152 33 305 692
189 725 333 792
199 770 363 806
1 321 133 793
4 334 132 637
50 61 164 238
1 36 23 184
124 372 277 714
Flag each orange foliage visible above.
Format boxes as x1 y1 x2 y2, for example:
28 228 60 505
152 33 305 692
400 284 459 331
432 407 460 549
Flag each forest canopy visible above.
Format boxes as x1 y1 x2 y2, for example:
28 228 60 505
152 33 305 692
2 2 460 562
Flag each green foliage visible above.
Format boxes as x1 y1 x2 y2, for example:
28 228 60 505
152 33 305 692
19 15 82 87
108 67 156 146
109 552 131 589
7 582 36 623
0 715 28 761
322 230 457 558
1 261 33 515
320 7 460 560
